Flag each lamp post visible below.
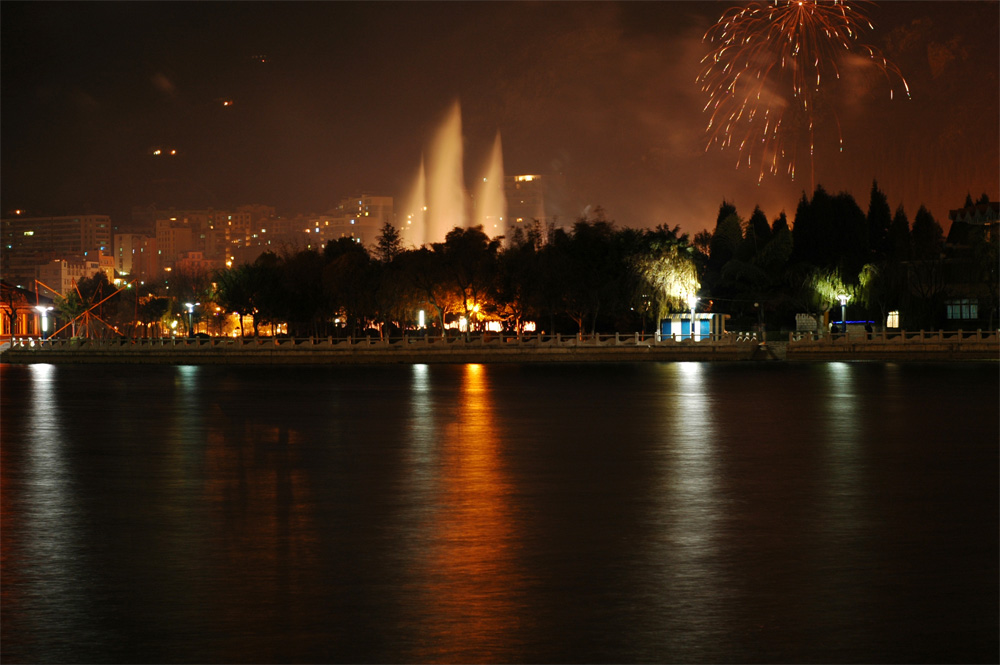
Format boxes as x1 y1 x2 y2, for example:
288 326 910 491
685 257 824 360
184 302 200 338
687 293 699 341
837 294 850 335
34 305 54 340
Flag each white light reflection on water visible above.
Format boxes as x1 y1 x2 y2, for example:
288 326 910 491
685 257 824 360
821 362 866 533
21 364 90 656
408 363 436 459
814 362 875 648
643 362 730 658
166 365 205 495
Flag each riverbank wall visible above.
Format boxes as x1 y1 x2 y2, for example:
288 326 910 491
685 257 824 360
782 329 999 362
0 333 762 365
2 330 997 364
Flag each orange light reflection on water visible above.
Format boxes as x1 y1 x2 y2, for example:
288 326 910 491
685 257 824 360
412 363 522 663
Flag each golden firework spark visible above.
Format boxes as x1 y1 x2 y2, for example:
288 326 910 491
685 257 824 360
698 0 909 187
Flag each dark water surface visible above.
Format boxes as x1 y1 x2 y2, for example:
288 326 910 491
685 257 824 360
1 361 997 663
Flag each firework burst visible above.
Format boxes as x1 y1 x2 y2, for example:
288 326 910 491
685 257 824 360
698 0 909 187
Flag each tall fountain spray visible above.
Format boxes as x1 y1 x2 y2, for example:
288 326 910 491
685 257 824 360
402 157 427 247
425 100 466 245
401 100 506 247
474 131 507 237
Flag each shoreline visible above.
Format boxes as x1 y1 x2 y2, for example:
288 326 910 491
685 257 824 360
2 331 997 364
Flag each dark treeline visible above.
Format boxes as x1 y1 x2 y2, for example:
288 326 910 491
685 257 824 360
207 212 700 338
698 183 997 331
56 183 997 338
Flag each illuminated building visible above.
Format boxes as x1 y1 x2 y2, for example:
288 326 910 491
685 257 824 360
1 214 112 288
659 312 729 341
113 233 158 282
503 174 564 236
307 195 395 248
947 201 999 245
0 280 54 338
155 218 196 268
35 256 115 296
132 204 276 267
175 251 223 274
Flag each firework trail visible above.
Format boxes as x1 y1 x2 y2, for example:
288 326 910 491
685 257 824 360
698 0 909 189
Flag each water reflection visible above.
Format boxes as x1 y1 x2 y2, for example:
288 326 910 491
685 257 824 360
13 365 88 660
1 362 994 663
408 363 436 461
406 364 523 662
814 363 875 651
193 373 320 662
643 362 729 658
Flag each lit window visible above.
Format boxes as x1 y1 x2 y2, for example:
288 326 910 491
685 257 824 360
946 299 978 320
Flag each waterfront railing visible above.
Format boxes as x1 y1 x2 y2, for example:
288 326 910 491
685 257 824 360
6 330 759 351
787 329 998 344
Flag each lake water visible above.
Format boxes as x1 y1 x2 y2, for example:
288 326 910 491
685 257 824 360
1 361 997 663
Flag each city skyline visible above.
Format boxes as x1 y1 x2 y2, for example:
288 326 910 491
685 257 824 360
2 1 997 234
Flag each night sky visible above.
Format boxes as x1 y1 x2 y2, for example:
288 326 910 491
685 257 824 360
2 1 997 235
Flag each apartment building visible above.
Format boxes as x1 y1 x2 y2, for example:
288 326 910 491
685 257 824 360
2 214 113 287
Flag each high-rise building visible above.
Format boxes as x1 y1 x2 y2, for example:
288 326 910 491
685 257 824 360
113 233 159 282
2 214 112 287
308 195 395 248
503 174 568 237
131 204 276 266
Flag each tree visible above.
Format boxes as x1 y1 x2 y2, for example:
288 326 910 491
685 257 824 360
866 180 892 260
136 294 171 338
374 221 403 264
792 185 838 269
744 205 772 256
715 199 737 228
905 206 947 328
323 240 374 337
214 262 263 337
55 271 122 338
632 241 699 325
277 249 329 337
693 229 712 259
556 219 629 334
396 247 455 334
831 191 869 282
435 226 501 331
771 212 789 235
494 222 544 332
911 206 944 260
887 205 912 261
708 212 743 272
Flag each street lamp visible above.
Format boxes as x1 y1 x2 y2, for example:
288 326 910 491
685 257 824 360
34 305 54 340
687 293 699 341
184 302 200 338
837 294 850 334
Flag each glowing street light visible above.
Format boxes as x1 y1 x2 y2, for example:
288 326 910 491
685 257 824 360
184 302 200 338
687 293 699 341
34 305 54 340
418 309 425 329
837 294 850 333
